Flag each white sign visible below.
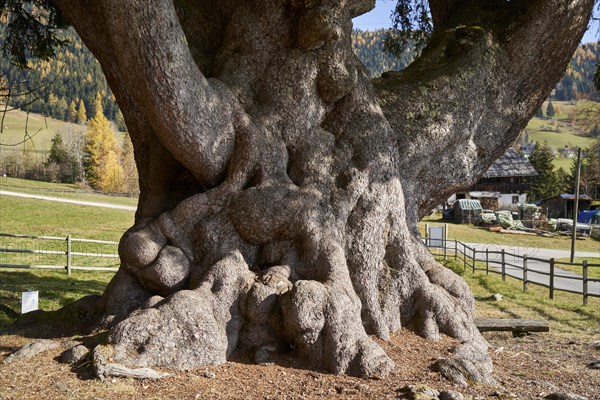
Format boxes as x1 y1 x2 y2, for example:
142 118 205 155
428 226 444 248
21 291 39 314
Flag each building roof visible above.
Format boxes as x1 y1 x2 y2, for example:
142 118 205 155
469 191 501 198
482 148 538 178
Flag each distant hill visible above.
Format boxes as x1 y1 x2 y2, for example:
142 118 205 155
1 28 122 128
351 30 600 101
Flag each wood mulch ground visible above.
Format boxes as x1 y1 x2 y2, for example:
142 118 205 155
0 329 598 400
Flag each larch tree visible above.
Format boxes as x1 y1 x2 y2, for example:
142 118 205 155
82 104 120 190
76 99 87 124
2 0 594 385
67 100 77 122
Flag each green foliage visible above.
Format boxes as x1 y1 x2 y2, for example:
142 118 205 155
535 107 544 118
574 141 600 198
46 133 79 183
47 133 68 164
528 142 559 201
383 0 431 58
0 0 69 67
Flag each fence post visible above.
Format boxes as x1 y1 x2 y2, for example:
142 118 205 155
549 258 555 299
582 260 588 306
472 248 476 273
454 240 458 260
485 248 489 275
501 249 506 282
443 224 448 260
66 235 72 276
523 254 528 292
425 223 429 247
463 243 466 272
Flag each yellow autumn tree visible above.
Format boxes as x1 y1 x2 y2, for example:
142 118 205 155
97 149 125 193
83 104 122 191
67 100 77 122
121 132 139 195
76 100 87 124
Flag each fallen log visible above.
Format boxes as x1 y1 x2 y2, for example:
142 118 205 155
474 318 549 338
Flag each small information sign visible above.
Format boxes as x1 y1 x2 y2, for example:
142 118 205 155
428 226 444 248
21 291 39 314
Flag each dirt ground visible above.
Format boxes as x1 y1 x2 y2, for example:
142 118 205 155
0 329 598 400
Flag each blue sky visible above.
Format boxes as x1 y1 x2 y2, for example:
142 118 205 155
353 0 598 44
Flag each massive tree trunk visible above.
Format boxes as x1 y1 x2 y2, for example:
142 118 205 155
50 0 592 383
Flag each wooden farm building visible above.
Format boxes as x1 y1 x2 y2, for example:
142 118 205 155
542 194 593 219
451 148 538 210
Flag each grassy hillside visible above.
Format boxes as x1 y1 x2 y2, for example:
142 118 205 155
523 100 599 170
1 109 127 161
1 110 84 156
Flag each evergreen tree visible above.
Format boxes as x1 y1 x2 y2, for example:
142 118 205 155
46 133 79 183
529 142 559 201
567 143 600 199
546 100 555 118
47 133 69 164
535 107 544 118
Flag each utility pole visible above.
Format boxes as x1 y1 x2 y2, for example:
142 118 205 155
570 148 582 263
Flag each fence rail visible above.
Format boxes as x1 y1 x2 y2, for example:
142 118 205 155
2 232 597 305
425 238 599 305
0 232 119 274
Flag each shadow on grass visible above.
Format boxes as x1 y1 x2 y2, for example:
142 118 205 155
0 270 110 332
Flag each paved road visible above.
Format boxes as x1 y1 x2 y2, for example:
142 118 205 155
454 242 600 297
0 190 136 211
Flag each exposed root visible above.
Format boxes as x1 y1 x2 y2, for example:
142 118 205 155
108 251 253 369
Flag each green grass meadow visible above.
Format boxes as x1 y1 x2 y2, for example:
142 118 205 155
445 259 599 336
419 216 600 253
0 182 134 328
0 177 139 207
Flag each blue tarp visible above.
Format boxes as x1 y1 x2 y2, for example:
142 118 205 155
578 210 600 224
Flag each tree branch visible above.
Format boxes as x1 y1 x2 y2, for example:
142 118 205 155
54 0 238 188
375 0 594 219
428 0 460 29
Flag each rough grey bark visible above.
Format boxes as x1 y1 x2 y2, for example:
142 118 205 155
49 0 592 383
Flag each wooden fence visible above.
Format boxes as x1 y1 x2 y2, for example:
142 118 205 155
0 233 119 274
425 238 600 305
2 232 597 305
